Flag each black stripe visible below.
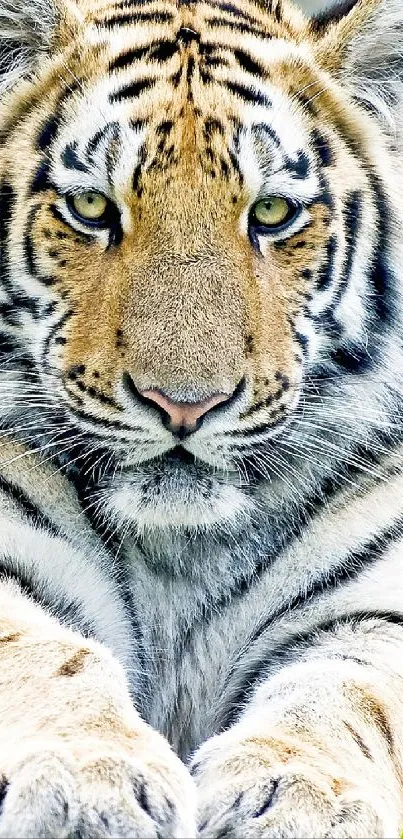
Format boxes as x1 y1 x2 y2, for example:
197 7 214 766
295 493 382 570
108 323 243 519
151 40 178 61
0 187 41 317
213 1 264 25
170 68 182 87
252 121 281 148
1 83 68 143
223 80 271 107
272 0 283 24
331 132 396 325
366 174 396 328
24 218 57 286
370 250 394 326
0 303 20 327
220 518 403 730
295 91 318 118
86 127 108 159
291 321 309 354
109 45 153 71
29 159 52 195
311 127 334 167
67 403 137 434
24 203 43 278
0 181 14 290
316 235 337 290
343 720 373 761
325 217 368 372
229 416 287 440
285 150 310 180
37 115 60 152
203 119 224 141
34 84 82 154
0 474 60 536
61 143 89 173
338 609 403 630
96 10 173 27
228 150 244 185
187 54 195 88
336 190 362 303
313 178 334 211
49 204 69 227
199 68 213 85
129 118 147 133
104 123 121 186
178 26 200 44
109 78 155 103
330 344 372 374
132 164 143 195
42 309 73 367
109 44 151 73
156 119 174 136
239 390 287 419
0 332 20 358
233 48 265 78
285 610 403 647
207 16 270 39
318 304 344 345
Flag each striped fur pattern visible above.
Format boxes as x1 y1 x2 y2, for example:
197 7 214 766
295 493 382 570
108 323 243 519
1 0 403 835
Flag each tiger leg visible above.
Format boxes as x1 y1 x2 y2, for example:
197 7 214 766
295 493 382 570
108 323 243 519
193 615 403 838
0 579 196 839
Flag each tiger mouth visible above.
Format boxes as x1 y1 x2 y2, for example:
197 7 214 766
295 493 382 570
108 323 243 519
120 446 218 486
138 445 197 468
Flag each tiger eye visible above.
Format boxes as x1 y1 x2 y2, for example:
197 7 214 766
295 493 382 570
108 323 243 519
71 191 108 222
252 196 293 228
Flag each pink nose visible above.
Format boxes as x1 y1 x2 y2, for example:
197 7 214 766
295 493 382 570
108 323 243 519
140 389 231 437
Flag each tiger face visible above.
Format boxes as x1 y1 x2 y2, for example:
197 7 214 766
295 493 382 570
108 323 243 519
0 0 399 532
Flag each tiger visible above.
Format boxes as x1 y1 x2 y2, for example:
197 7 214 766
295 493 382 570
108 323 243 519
1 0 403 835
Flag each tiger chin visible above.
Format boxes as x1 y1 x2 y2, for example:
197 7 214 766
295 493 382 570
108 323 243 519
1 0 403 836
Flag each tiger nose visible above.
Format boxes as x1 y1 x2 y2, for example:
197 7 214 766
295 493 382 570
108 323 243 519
139 388 231 438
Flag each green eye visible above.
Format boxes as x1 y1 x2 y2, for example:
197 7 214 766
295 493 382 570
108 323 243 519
69 191 109 223
251 196 298 230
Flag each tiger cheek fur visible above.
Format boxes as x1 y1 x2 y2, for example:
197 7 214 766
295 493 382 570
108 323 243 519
1 0 403 838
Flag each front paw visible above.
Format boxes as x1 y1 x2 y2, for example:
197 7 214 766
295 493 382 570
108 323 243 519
192 730 392 838
0 727 196 838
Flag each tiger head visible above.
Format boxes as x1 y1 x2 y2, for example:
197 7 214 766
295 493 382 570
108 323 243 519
0 0 402 536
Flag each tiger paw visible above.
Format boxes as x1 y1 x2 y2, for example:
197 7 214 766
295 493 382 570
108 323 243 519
0 730 196 838
192 728 394 838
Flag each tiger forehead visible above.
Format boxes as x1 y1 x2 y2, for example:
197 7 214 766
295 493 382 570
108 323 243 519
93 0 296 57
104 22 272 117
54 2 313 195
88 0 305 119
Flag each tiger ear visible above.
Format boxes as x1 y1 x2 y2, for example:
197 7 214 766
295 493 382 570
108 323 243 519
312 0 403 125
0 0 82 92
